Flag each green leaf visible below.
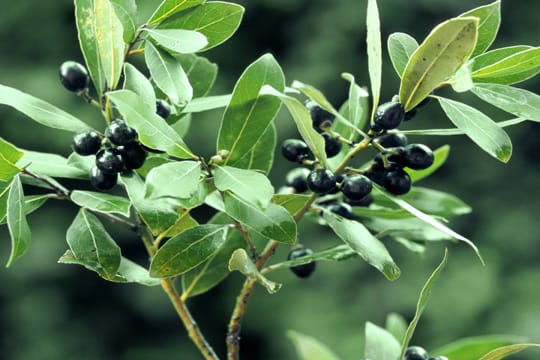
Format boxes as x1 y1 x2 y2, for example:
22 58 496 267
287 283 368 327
459 1 500 57
472 83 540 122
471 46 532 72
161 209 199 237
150 224 228 278
123 63 156 111
148 0 204 25
208 191 297 245
451 60 474 92
365 217 452 242
108 90 196 159
399 249 448 359
6 176 31 267
0 84 92 133
0 182 13 224
144 161 201 199
158 2 244 51
385 313 408 344
401 118 526 136
18 150 88 179
472 47 540 85
378 189 483 263
387 32 419 78
272 193 312 216
341 73 370 137
366 0 382 115
432 335 528 360
111 0 137 43
400 17 479 111
2 194 49 226
260 85 328 168
364 322 401 360
268 244 357 272
287 330 341 360
120 172 181 235
0 140 22 182
144 41 193 106
217 54 284 165
479 344 540 360
438 97 512 162
66 209 121 278
322 210 400 281
228 248 281 294
183 94 231 113
176 53 218 97
59 250 161 286
145 29 208 54
71 190 131 217
227 123 276 174
400 187 471 217
407 145 450 182
214 165 274 209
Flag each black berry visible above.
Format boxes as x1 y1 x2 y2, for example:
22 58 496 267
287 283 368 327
307 101 334 132
156 99 172 119
282 139 310 163
90 166 117 191
344 193 373 207
326 202 354 219
288 246 316 278
328 174 344 194
341 174 372 200
403 144 434 170
322 132 343 158
105 119 138 146
117 143 147 170
285 167 311 193
383 168 411 195
374 133 408 148
95 148 125 174
307 169 337 195
59 61 89 92
71 131 101 156
404 346 429 360
373 101 405 130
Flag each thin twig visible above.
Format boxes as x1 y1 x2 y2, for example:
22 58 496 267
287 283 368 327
21 168 70 197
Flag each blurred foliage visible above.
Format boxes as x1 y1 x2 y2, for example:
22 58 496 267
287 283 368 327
1 1 540 359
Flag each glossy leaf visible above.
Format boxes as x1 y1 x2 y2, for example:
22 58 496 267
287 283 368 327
407 145 450 182
172 178 208 209
0 84 91 133
0 139 22 182
123 63 156 110
322 210 400 280
6 176 31 267
287 330 341 360
471 46 531 72
158 2 244 51
227 123 275 174
385 313 408 344
400 17 479 111
145 29 208 54
399 249 448 359
459 1 500 57
432 335 528 360
108 90 195 159
479 344 540 360
472 47 540 85
71 190 131 217
260 85 328 168
144 161 201 199
438 97 512 162
401 118 526 136
183 94 231 113
175 53 218 97
111 0 137 42
365 322 401 360
59 250 160 286
341 73 370 137
400 187 471 217
451 61 474 92
214 165 274 209
0 182 11 224
472 83 540 122
145 41 193 106
228 248 281 294
148 0 203 25
66 209 121 278
150 224 228 278
18 151 88 179
268 244 357 272
1 195 51 225
387 32 419 77
365 217 452 242
217 54 284 165
272 193 312 216
366 0 382 114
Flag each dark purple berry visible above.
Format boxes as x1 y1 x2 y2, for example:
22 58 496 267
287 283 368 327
383 168 411 195
59 61 89 92
344 193 373 207
341 174 372 201
90 166 117 191
322 132 342 158
404 346 429 360
156 99 172 119
282 139 310 163
71 131 101 156
288 246 316 278
307 101 334 132
307 169 337 195
95 148 125 174
326 202 354 219
403 143 434 170
374 133 408 148
105 119 138 146
285 168 311 193
328 174 344 194
373 101 405 130
117 143 147 170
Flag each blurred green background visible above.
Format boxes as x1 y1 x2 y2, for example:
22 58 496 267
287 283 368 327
1 1 540 359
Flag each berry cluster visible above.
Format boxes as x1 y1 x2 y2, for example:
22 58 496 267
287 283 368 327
287 245 316 278
404 345 447 360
